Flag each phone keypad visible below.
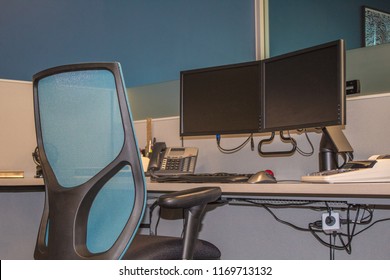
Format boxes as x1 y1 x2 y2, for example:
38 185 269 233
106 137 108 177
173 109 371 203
161 157 195 173
165 159 181 170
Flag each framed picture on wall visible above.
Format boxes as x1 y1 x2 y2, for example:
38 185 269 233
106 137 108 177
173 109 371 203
363 6 390 47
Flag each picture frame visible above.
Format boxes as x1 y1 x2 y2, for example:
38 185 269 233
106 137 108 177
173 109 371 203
363 6 390 47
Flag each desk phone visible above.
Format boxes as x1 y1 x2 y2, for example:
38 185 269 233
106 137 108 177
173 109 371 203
148 142 198 176
301 155 390 183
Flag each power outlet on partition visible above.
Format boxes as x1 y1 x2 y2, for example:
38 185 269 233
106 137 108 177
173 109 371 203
322 211 341 233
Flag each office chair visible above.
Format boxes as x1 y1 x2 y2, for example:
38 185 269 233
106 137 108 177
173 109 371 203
33 62 221 260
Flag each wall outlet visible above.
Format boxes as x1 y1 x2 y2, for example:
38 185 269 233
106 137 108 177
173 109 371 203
322 211 340 233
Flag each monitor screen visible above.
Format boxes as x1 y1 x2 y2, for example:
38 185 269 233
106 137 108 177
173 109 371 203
261 40 345 132
180 61 262 136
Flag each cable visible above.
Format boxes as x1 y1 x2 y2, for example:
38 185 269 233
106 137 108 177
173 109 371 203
308 223 349 251
287 130 314 157
325 201 332 215
352 217 390 237
344 204 360 254
263 204 314 232
216 134 253 154
358 207 374 224
154 207 162 235
337 153 349 169
330 233 337 260
32 147 41 165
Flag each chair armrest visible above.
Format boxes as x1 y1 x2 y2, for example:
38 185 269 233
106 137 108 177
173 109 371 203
156 186 221 259
157 187 221 209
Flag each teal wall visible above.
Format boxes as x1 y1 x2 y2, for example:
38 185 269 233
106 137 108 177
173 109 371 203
269 0 390 56
0 0 255 87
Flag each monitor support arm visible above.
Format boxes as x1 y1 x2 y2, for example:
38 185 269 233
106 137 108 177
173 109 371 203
258 131 297 157
319 126 354 172
319 131 339 171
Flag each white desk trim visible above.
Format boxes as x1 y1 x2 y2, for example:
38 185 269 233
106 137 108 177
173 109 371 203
147 180 390 197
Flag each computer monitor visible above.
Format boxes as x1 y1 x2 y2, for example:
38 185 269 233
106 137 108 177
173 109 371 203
180 61 261 136
261 39 353 170
261 40 346 132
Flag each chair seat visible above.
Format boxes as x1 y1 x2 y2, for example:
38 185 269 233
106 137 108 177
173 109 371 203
124 234 221 260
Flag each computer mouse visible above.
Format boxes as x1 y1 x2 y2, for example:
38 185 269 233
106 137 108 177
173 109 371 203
247 170 277 184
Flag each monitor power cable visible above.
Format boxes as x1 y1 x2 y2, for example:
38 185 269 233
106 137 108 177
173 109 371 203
287 129 314 157
216 133 254 154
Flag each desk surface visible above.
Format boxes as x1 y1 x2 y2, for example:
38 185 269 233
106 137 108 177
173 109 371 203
147 179 390 198
3 177 390 200
0 178 44 186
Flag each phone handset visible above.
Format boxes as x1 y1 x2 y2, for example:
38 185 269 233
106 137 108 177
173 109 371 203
147 142 167 172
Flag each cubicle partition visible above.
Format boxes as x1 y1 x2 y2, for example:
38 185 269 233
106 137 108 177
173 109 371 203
0 79 37 178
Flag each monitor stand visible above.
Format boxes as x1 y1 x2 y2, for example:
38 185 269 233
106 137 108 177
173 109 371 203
319 126 354 171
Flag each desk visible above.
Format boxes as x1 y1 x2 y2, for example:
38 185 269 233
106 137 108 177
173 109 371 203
148 179 390 206
3 178 390 205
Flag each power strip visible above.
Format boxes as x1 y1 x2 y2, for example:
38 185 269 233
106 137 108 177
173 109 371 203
322 211 341 233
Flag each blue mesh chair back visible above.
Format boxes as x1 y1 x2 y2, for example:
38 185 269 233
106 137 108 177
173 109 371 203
33 63 146 259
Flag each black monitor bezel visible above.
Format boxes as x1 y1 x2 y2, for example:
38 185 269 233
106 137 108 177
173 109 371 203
260 39 346 133
180 60 262 137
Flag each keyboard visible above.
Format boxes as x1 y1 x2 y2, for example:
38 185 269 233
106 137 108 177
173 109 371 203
307 168 356 177
301 156 390 183
151 172 253 183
